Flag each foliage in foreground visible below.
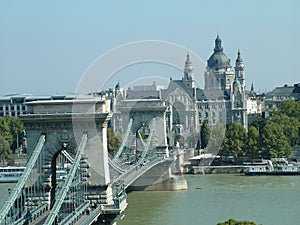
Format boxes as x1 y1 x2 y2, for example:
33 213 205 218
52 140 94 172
217 218 261 225
107 128 122 154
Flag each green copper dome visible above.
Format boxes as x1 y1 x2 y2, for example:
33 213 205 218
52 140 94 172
207 35 231 69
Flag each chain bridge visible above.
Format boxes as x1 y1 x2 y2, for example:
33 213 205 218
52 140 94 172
0 98 176 225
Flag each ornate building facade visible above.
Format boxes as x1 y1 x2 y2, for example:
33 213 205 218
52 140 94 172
198 35 247 130
108 35 249 147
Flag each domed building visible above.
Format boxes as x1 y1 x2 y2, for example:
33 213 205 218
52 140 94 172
108 35 249 149
204 35 234 91
207 35 231 70
198 35 248 129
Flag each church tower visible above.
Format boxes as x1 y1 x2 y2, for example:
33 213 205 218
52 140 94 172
183 51 195 89
231 50 247 129
234 49 245 89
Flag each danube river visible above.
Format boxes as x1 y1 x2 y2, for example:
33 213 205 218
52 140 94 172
1 174 299 225
118 174 300 225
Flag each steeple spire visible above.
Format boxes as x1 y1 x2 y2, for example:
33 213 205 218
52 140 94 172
183 51 194 89
236 49 243 63
251 82 254 92
184 50 193 73
186 50 190 61
214 34 223 52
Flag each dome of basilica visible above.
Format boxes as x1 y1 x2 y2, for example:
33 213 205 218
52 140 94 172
207 35 231 69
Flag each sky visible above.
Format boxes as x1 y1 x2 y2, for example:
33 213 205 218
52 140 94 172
0 0 299 96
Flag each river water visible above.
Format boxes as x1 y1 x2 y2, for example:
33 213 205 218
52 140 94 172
1 174 299 225
118 174 300 225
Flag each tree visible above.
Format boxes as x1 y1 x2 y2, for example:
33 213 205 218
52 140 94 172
217 218 260 225
250 117 268 135
200 121 210 149
0 117 13 145
246 126 260 159
220 122 247 158
0 135 11 163
272 100 300 121
107 128 122 154
0 117 25 154
270 115 300 146
260 121 291 158
7 116 24 152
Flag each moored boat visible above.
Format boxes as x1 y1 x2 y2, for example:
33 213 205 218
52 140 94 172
0 166 25 183
244 158 300 176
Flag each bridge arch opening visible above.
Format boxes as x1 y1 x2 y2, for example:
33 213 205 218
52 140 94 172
50 147 65 209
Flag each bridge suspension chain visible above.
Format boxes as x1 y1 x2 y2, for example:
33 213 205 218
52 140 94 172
139 118 156 162
44 133 87 225
108 157 125 173
0 134 46 224
138 131 146 148
113 118 133 161
61 150 75 164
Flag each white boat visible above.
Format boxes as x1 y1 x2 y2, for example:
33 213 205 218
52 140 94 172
56 168 67 181
0 166 25 183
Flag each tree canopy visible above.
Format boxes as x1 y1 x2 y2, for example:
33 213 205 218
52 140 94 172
217 218 260 225
220 122 247 158
0 135 11 163
271 100 300 121
200 120 210 149
107 128 122 154
0 116 24 153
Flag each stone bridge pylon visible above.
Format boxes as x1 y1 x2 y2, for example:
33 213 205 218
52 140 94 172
21 98 114 208
118 99 169 158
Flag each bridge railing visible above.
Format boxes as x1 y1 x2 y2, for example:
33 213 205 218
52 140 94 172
108 157 125 173
112 155 164 191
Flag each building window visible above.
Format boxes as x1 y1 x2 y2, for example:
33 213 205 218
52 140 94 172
205 112 209 118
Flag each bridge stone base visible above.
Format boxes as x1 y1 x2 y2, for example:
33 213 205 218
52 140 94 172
127 159 187 191
119 99 169 156
21 99 114 210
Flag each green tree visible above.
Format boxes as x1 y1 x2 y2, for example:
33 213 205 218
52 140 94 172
270 115 300 146
200 120 210 149
246 126 260 159
261 121 291 158
0 135 11 163
217 218 260 225
0 117 13 145
6 116 24 152
220 122 247 158
107 128 122 154
250 117 268 135
272 100 300 121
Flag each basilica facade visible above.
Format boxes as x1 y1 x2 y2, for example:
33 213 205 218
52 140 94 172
160 35 248 146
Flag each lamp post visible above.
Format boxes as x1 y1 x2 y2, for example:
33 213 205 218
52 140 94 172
135 123 145 166
135 129 138 165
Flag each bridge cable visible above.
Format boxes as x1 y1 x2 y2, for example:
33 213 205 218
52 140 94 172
0 134 46 224
139 118 156 162
44 133 87 225
113 118 133 161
